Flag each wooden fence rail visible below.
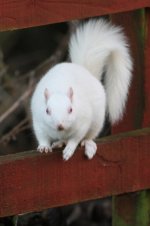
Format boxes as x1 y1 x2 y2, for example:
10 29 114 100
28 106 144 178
0 0 150 31
0 0 150 225
0 128 150 217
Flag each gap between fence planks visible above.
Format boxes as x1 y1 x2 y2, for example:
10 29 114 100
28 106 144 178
0 0 150 31
0 127 149 217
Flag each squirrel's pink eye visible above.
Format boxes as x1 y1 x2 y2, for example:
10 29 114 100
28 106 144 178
46 108 51 115
68 107 73 114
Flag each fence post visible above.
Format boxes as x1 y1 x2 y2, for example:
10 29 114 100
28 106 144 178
111 9 150 226
112 192 150 226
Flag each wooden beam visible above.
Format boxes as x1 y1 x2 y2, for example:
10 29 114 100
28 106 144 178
0 0 150 30
111 10 150 226
143 8 150 127
0 128 150 217
111 10 145 133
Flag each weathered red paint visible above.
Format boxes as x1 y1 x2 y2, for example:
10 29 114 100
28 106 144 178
0 128 150 217
111 10 150 226
0 0 149 220
143 9 150 127
111 11 145 133
0 0 150 30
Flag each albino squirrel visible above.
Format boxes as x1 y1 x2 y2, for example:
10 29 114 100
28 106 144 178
31 19 132 161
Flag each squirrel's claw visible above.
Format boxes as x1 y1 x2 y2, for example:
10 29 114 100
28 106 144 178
37 145 52 153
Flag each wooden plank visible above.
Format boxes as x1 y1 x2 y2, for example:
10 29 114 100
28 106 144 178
138 9 150 226
0 0 150 31
143 8 150 127
112 191 150 226
0 128 150 217
111 10 150 226
111 10 145 133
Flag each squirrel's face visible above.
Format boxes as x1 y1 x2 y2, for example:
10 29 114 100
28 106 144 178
44 87 76 131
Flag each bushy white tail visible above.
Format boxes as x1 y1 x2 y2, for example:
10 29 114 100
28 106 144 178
69 19 133 124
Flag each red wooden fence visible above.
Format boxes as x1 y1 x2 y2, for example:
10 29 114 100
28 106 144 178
111 9 150 225
0 0 150 224
0 128 150 217
0 0 150 31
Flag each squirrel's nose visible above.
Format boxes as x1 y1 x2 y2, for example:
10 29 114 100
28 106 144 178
57 124 64 131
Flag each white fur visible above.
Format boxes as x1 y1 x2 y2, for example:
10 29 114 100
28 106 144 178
31 63 106 160
69 19 133 123
31 19 132 160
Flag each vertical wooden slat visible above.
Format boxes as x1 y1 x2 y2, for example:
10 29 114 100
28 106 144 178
139 8 150 226
112 192 150 226
111 10 145 133
111 10 150 226
143 8 150 127
135 191 150 226
112 194 140 226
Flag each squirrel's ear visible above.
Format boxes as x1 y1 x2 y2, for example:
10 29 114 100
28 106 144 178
44 88 50 101
67 87 73 102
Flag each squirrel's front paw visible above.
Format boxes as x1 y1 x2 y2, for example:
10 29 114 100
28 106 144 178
63 146 75 161
82 140 97 159
37 145 52 153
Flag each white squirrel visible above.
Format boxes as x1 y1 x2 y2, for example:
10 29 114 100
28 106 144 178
31 19 132 161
